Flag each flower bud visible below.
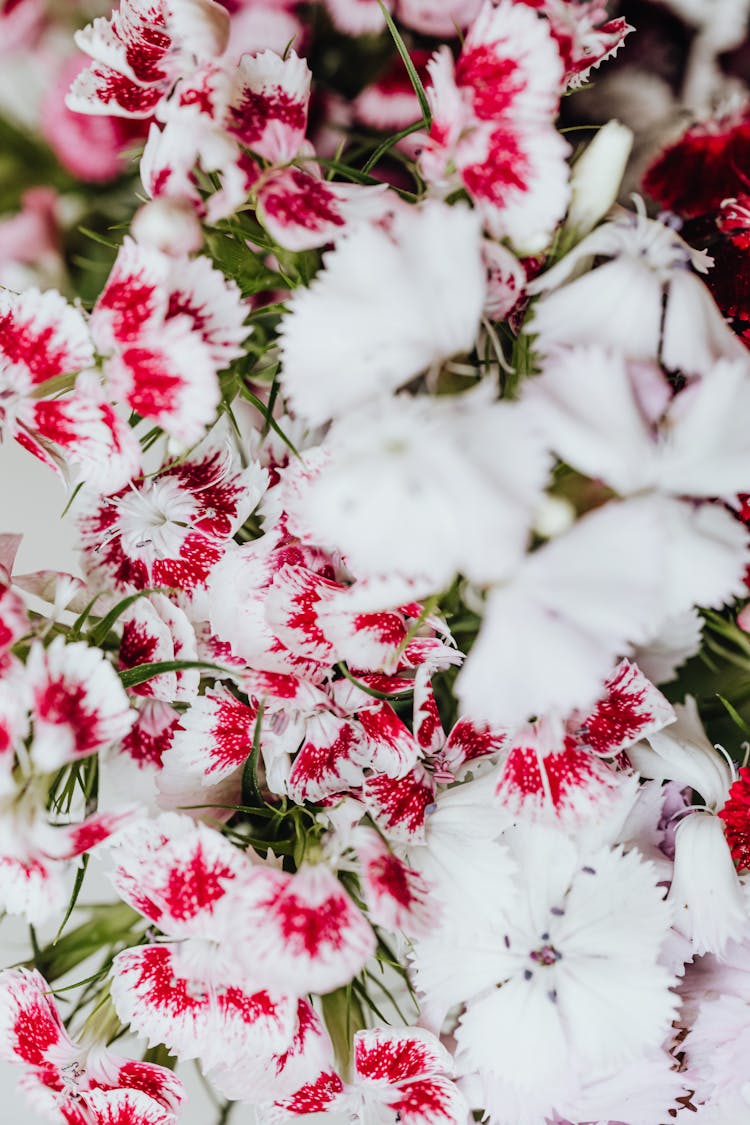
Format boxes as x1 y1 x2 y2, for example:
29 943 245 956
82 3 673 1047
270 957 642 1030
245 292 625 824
566 120 633 236
131 198 204 256
667 812 747 956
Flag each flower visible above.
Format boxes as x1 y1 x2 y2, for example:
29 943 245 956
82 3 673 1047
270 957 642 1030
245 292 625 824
0 967 184 1125
413 826 677 1113
278 201 486 426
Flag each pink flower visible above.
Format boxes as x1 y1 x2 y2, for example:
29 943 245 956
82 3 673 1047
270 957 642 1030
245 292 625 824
66 0 230 120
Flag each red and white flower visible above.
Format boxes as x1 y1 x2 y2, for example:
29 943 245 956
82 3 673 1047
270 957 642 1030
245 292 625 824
26 637 134 772
0 288 139 490
234 861 376 994
0 967 184 1125
108 815 297 1068
78 427 267 600
266 1026 468 1124
419 1 570 250
66 0 230 119
118 594 199 703
91 238 249 444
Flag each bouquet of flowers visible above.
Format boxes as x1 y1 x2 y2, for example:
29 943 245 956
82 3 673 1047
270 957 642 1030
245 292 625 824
2 0 750 1122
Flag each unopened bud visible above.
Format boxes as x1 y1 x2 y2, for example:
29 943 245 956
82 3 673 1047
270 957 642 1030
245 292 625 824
566 120 633 236
131 198 204 256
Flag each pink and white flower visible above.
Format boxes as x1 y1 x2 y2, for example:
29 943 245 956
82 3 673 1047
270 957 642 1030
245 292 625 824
0 967 184 1125
26 637 134 772
78 427 267 600
66 0 230 119
235 861 376 994
108 814 297 1068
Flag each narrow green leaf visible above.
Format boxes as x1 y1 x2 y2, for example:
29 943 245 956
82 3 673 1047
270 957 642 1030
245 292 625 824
53 853 89 945
238 385 300 458
119 658 228 689
241 701 266 807
362 119 425 174
89 589 156 647
716 694 750 737
377 2 432 127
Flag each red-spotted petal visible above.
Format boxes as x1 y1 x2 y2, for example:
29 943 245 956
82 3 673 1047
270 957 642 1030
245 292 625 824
362 765 436 844
109 813 248 936
110 943 294 1068
121 700 180 769
238 863 376 994
495 726 633 827
0 288 93 384
575 659 675 758
355 699 421 778
0 968 76 1069
0 582 27 654
90 238 169 350
163 254 248 369
105 321 219 446
164 684 257 783
210 998 336 1104
119 594 198 702
41 809 135 862
79 1086 179 1124
287 713 366 803
26 637 134 771
227 50 311 164
265 1070 346 1119
265 564 342 664
28 387 142 495
96 1056 184 1114
356 828 438 937
440 716 506 775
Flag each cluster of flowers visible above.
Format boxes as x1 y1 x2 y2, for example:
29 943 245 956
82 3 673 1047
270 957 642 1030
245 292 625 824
2 0 750 1123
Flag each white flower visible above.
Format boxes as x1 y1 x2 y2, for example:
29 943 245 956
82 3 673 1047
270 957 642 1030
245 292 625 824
413 826 677 1108
282 391 549 590
455 497 668 727
628 697 733 811
279 201 486 426
667 812 747 956
526 211 746 372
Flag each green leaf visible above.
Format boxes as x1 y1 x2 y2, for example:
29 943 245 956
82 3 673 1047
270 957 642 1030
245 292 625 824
118 658 229 689
241 701 266 807
716 694 750 737
237 385 300 458
53 853 90 945
361 119 425 174
321 985 366 1079
88 589 157 647
377 2 432 127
